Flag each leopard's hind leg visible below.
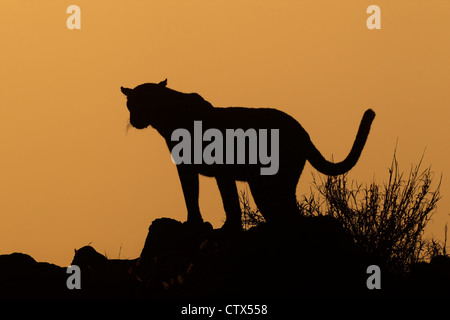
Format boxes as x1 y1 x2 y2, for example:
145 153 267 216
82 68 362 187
248 175 300 226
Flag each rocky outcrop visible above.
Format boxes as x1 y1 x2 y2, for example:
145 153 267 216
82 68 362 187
0 216 449 299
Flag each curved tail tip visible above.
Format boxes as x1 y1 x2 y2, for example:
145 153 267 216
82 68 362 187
364 109 376 122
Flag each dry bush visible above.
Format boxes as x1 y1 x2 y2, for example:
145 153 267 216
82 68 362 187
239 188 265 230
240 151 444 274
312 152 442 274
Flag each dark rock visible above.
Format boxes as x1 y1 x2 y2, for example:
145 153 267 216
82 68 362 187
1 217 449 299
409 255 450 299
69 246 143 298
0 253 67 299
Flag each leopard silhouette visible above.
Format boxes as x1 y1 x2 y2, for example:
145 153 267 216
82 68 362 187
121 79 375 230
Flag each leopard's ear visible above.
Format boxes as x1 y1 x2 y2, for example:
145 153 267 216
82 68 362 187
158 79 167 87
121 86 133 96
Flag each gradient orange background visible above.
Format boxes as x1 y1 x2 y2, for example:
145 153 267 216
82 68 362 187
1 1 449 266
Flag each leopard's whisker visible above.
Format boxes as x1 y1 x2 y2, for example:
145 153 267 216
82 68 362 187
125 121 132 134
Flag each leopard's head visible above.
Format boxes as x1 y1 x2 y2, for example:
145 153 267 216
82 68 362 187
121 79 169 129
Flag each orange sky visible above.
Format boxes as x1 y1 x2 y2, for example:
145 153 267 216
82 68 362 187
1 1 449 266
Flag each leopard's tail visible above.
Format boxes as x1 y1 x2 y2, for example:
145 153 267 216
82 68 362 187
306 109 375 176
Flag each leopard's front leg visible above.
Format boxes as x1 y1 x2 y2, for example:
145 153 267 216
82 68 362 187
176 165 203 224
